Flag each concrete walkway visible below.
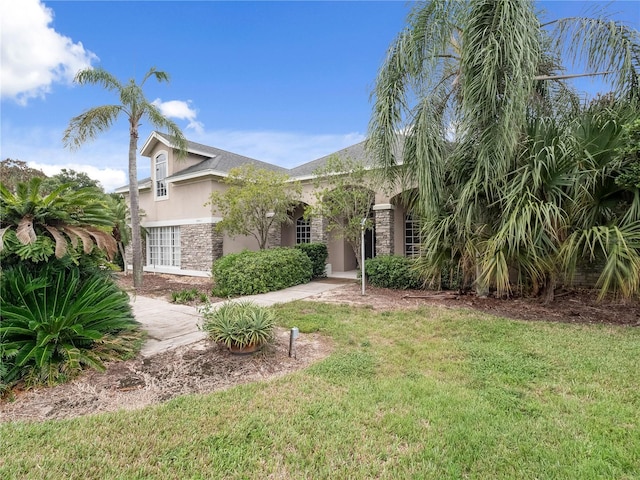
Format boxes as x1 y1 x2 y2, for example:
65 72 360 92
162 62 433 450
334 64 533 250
130 278 354 357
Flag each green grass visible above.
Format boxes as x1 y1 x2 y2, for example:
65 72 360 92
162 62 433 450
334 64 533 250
2 302 639 479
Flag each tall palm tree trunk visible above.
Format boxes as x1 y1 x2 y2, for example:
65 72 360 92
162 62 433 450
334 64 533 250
128 126 143 288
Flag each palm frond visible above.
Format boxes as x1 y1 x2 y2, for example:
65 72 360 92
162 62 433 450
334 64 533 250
63 105 123 150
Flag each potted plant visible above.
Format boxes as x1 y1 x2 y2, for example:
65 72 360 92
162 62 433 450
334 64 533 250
200 301 275 354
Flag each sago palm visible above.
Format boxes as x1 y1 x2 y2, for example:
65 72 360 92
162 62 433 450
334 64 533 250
0 177 116 262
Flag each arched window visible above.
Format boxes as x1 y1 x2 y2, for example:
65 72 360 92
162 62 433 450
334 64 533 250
404 212 420 257
296 217 311 244
155 153 168 199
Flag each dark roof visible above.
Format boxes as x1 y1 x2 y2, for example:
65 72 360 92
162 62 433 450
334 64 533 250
155 132 289 179
288 140 373 177
118 132 402 189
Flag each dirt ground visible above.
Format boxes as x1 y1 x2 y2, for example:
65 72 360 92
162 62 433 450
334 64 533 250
2 274 638 423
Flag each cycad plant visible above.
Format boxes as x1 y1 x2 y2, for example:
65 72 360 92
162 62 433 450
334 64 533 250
0 263 140 387
0 177 116 263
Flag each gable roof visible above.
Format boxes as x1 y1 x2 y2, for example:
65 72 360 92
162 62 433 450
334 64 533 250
117 131 400 191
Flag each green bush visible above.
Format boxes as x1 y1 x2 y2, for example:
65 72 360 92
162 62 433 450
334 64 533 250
364 255 423 290
295 242 328 278
440 259 464 290
0 263 141 387
212 248 313 297
200 301 275 350
365 255 465 290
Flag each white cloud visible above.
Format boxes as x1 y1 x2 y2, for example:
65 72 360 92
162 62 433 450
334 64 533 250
1 122 366 192
1 123 133 192
152 98 204 134
0 0 97 104
28 162 127 193
191 130 366 168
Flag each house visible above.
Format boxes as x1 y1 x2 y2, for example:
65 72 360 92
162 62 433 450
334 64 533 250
115 131 417 277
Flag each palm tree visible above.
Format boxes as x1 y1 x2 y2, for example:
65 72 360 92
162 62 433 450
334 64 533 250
63 67 187 288
369 0 640 300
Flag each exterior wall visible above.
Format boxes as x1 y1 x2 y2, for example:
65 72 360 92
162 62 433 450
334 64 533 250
180 223 223 272
127 134 407 276
139 178 217 223
222 233 260 254
326 230 357 272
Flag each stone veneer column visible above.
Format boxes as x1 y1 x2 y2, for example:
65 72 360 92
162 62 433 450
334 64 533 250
310 215 328 243
373 204 395 256
266 221 282 249
181 223 223 271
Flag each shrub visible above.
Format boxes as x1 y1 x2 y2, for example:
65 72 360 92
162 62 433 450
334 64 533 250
440 259 464 291
200 301 275 350
295 242 328 278
364 255 423 290
212 248 313 297
171 288 199 304
0 263 140 387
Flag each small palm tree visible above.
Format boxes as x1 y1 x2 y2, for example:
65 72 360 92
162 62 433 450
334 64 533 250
0 177 116 262
63 67 187 288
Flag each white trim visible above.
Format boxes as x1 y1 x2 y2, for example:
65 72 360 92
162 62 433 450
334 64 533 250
167 168 229 183
140 131 171 156
140 131 217 159
114 181 151 194
142 265 211 277
142 217 222 228
373 203 395 211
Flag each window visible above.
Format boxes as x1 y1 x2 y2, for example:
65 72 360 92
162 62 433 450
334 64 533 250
155 153 167 198
296 217 311 244
147 226 180 267
404 212 421 257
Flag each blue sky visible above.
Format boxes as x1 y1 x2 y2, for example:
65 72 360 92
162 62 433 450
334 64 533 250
1 1 639 191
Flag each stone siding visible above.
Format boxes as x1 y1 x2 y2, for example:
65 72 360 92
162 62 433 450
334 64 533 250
124 236 146 272
267 222 282 248
374 207 394 256
181 223 223 271
310 215 328 243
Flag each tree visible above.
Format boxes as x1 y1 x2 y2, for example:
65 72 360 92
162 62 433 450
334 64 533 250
41 168 102 193
63 67 187 288
306 156 377 268
0 177 116 264
208 164 302 249
0 159 46 192
107 193 133 273
369 0 640 300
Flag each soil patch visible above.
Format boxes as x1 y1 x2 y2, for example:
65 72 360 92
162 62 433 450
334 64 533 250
1 328 331 423
115 272 225 305
306 283 640 326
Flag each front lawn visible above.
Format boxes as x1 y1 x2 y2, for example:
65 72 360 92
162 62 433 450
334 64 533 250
2 302 639 479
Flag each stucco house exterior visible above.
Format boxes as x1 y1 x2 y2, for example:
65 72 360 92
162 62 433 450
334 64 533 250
116 131 417 277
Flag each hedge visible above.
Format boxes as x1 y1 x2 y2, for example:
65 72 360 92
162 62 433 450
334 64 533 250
212 247 313 297
295 242 328 278
364 255 422 290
